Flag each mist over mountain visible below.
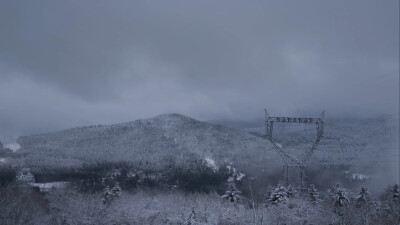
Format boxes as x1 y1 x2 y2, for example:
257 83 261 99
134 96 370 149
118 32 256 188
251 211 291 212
18 114 277 171
15 113 398 191
0 1 398 223
2 113 399 224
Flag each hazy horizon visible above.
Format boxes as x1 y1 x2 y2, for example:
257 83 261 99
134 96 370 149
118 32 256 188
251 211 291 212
0 0 398 138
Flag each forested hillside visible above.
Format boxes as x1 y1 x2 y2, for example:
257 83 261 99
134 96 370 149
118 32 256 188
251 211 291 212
18 114 277 171
14 114 399 192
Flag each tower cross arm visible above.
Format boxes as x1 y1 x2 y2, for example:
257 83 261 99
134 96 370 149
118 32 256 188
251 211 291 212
267 117 323 124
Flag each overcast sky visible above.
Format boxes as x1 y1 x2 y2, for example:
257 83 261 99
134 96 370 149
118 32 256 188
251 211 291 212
0 0 398 138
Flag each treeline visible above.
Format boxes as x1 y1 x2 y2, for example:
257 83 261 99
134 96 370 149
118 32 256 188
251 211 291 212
0 166 15 186
10 160 230 193
1 182 399 225
0 158 372 197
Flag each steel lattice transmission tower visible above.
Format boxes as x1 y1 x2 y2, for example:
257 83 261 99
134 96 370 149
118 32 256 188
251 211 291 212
264 109 326 188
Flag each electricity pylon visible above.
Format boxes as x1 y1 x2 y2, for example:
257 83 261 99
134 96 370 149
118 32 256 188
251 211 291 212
264 109 326 188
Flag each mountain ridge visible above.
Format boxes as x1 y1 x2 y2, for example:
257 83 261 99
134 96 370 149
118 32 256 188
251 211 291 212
17 113 274 171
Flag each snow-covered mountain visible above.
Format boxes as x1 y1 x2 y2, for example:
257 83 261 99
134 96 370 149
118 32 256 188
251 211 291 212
14 113 399 190
18 114 277 171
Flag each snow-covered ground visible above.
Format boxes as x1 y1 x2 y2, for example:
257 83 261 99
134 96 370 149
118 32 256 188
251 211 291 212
5 143 21 152
29 182 69 192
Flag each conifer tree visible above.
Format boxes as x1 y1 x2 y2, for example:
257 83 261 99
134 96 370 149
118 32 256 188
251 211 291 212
286 184 296 198
356 185 371 205
308 184 320 204
111 183 122 197
103 186 113 205
222 182 243 204
355 185 375 225
331 184 350 208
266 184 288 205
391 184 399 202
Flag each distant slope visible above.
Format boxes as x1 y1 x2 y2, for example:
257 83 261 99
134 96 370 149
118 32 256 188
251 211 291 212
212 115 400 173
16 114 399 189
18 114 276 170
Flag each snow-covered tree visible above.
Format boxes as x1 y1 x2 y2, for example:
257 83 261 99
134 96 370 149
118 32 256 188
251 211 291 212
353 185 378 225
378 184 400 224
266 184 288 205
386 184 400 224
329 184 351 223
221 182 243 204
103 186 113 205
286 184 296 198
356 185 371 205
111 183 121 197
330 184 350 208
184 205 208 225
391 184 399 202
103 183 122 205
308 184 320 204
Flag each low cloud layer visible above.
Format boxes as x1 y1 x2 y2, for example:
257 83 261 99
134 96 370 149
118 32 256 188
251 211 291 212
0 0 398 137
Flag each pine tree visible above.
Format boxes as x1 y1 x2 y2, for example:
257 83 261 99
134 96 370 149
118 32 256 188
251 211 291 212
308 184 320 204
356 185 371 205
266 184 288 205
102 183 122 205
102 186 113 205
286 184 296 198
389 184 400 224
331 184 350 208
222 182 243 204
355 185 375 225
111 183 121 197
391 184 399 202
330 184 350 220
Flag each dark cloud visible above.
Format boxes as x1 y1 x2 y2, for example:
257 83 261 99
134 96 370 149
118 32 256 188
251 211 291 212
0 0 398 137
